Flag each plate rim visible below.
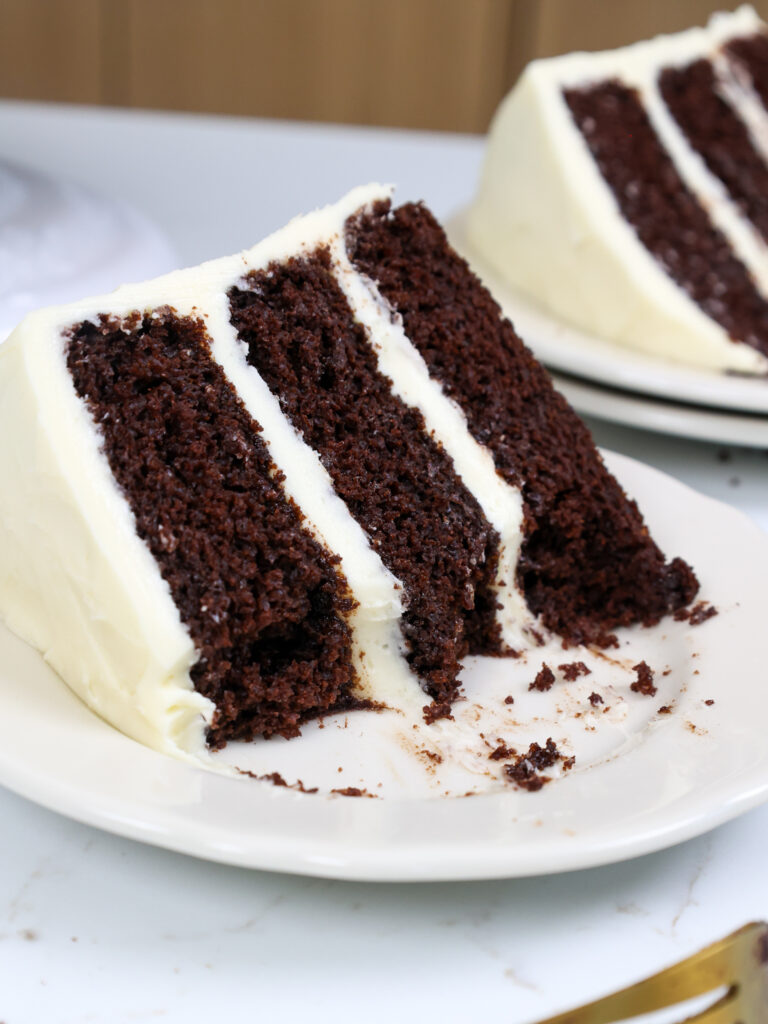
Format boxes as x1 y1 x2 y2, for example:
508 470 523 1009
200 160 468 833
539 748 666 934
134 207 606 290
1 734 767 882
550 372 768 448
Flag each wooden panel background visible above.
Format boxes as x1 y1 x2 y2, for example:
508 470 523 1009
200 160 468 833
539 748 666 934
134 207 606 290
2 0 768 132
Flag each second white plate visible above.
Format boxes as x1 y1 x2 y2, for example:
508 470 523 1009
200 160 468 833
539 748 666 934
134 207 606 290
552 372 768 448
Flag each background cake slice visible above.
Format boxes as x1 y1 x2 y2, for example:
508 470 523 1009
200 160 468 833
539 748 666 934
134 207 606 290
0 184 697 762
466 5 768 375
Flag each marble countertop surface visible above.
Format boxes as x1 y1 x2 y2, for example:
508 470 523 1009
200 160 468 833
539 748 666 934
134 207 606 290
0 100 766 1024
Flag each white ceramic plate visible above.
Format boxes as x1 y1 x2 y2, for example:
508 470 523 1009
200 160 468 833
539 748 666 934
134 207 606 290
0 452 766 882
552 373 768 448
446 210 768 416
0 160 176 341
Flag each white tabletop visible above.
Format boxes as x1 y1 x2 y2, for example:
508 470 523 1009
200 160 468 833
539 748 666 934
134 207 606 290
1 100 766 1024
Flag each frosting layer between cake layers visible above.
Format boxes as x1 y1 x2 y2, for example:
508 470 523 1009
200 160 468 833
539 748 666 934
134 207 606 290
467 4 768 374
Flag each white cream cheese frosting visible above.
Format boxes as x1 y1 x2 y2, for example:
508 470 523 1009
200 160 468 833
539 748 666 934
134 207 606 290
466 5 768 374
0 183 536 762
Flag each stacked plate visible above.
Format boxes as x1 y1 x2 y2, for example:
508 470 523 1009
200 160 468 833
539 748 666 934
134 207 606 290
448 213 768 448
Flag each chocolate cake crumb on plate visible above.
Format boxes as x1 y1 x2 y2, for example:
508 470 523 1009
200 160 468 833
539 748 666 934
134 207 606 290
559 661 592 681
631 661 657 697
503 738 574 792
529 664 556 692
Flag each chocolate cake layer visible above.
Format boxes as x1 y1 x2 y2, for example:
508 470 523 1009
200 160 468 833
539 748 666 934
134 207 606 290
346 201 699 643
725 32 768 109
67 310 355 746
660 58 768 243
228 250 501 718
563 81 768 359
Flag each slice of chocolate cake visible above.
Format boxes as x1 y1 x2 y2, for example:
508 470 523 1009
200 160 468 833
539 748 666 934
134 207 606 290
0 185 697 762
466 5 768 375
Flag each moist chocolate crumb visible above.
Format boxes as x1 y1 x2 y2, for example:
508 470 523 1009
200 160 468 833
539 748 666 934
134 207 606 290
420 749 443 764
630 661 657 697
340 697 388 714
690 603 718 626
588 692 604 706
489 741 518 761
529 663 555 692
658 705 673 715
504 695 515 705
705 699 715 706
559 661 592 681
423 701 454 725
529 738 563 771
505 769 548 792
237 769 319 793
331 786 378 798
598 633 620 650
503 738 572 791
674 601 718 625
